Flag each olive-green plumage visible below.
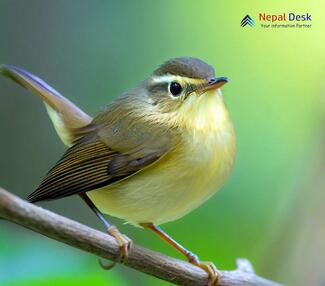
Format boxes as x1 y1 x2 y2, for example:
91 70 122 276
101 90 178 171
0 57 236 226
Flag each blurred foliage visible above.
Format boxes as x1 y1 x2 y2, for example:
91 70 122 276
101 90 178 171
0 0 324 285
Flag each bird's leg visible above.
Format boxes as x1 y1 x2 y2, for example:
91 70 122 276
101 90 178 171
79 193 132 269
141 223 220 286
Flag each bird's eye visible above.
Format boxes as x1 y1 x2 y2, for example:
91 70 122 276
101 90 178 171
169 82 182 97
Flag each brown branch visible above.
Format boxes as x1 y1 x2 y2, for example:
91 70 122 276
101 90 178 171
0 187 283 286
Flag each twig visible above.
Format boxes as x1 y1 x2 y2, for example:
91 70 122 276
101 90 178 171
0 187 283 286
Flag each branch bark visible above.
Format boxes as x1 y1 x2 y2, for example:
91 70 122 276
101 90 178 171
0 187 282 286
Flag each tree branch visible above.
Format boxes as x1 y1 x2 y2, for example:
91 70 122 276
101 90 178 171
0 187 282 286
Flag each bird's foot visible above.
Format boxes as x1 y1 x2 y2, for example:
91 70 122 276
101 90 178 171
99 225 133 270
187 253 220 286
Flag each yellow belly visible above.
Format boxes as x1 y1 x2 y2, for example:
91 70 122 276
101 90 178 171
88 91 236 226
87 122 236 226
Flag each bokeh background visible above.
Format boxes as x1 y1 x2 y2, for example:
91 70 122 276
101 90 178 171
1 1 324 285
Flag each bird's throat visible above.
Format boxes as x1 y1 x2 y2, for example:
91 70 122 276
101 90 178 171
174 90 229 134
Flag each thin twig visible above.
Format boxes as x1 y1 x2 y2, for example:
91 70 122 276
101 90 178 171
0 187 283 286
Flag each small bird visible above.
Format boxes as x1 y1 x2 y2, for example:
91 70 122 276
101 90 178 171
0 57 236 285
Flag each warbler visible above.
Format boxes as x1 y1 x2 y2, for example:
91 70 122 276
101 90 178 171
0 57 236 285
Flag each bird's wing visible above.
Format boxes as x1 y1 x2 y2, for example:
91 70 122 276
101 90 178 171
0 64 92 146
27 122 173 203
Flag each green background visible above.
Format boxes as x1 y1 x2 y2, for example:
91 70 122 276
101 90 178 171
1 1 324 285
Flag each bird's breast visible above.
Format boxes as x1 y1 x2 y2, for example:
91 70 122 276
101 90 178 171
170 112 236 219
88 95 236 226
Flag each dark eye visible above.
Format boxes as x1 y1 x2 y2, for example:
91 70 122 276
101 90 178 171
169 82 182 96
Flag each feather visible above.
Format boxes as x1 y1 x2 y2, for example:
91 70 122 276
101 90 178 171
0 64 92 146
27 106 173 202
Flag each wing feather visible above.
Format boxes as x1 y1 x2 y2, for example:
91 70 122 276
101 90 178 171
27 88 176 203
27 132 168 202
27 135 115 202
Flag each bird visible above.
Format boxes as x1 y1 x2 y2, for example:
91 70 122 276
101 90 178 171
0 57 236 285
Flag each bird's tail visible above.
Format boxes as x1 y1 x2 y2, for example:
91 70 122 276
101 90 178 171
0 64 92 146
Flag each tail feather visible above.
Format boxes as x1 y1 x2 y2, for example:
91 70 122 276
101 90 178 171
0 64 93 146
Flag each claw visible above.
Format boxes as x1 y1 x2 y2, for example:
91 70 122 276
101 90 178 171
194 261 220 286
98 258 119 270
119 234 133 262
98 226 133 270
197 261 220 286
187 254 220 285
106 225 133 266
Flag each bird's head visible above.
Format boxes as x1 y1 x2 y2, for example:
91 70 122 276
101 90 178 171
143 57 229 130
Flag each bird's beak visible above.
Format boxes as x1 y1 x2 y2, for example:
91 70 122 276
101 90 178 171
206 76 228 89
202 77 228 92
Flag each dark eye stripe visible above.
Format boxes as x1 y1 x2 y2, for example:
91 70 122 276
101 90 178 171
148 81 198 101
147 82 169 94
186 83 196 94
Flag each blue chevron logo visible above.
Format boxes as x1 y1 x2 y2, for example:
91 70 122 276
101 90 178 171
241 15 255 27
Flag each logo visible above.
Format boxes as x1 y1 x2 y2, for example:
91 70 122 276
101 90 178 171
241 15 255 27
240 13 312 29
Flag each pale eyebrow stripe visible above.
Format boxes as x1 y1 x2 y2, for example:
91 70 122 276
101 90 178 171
151 75 205 85
151 75 180 83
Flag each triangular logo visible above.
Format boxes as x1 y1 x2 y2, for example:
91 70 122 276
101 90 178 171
241 15 255 27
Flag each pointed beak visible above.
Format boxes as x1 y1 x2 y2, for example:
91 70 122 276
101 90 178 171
196 76 229 94
203 76 228 91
